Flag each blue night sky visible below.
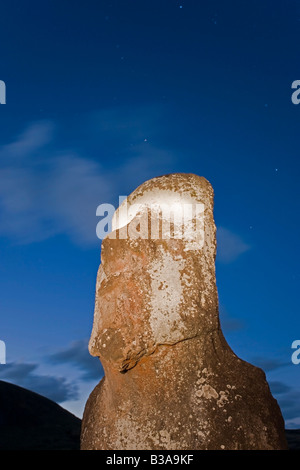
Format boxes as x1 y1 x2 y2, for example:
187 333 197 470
0 0 300 427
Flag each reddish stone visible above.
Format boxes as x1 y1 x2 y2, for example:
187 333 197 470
81 173 288 450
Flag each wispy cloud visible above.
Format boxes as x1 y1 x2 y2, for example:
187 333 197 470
0 120 54 159
0 121 115 244
0 362 78 403
0 113 252 253
269 380 291 395
0 338 102 403
216 226 251 263
0 108 177 246
48 338 103 381
251 356 290 372
275 389 300 423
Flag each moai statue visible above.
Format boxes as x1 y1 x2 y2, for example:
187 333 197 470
81 173 288 450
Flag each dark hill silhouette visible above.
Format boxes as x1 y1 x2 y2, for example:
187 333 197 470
0 380 81 450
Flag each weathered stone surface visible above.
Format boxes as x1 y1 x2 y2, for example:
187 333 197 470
81 173 288 450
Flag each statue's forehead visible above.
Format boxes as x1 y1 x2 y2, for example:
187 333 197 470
112 187 205 232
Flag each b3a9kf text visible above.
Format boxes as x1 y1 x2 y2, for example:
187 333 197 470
106 454 194 466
